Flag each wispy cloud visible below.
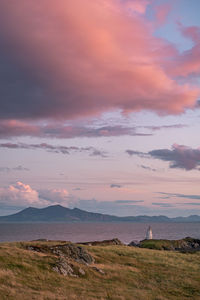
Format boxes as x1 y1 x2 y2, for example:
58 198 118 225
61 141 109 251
181 203 200 206
0 120 153 139
0 142 107 157
0 165 29 172
139 165 157 172
115 200 144 204
158 192 200 200
139 124 188 131
152 202 174 208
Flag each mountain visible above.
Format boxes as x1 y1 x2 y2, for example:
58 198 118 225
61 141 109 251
0 205 120 223
0 205 200 223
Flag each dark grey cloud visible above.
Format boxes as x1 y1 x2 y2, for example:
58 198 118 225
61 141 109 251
110 184 122 188
139 165 157 172
90 149 107 158
127 144 200 170
126 150 147 157
0 142 107 157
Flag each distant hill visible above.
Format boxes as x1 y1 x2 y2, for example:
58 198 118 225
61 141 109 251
0 205 200 223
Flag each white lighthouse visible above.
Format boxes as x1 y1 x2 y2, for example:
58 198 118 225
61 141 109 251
146 226 153 240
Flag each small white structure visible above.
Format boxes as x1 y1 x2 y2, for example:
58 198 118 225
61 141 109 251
146 226 153 240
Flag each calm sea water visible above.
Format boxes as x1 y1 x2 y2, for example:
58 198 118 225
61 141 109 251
0 222 200 244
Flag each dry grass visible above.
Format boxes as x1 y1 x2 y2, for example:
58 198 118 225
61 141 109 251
0 241 200 300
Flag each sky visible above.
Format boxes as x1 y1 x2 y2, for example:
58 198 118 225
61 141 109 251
0 0 200 217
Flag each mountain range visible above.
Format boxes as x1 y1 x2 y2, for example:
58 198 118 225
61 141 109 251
0 205 200 223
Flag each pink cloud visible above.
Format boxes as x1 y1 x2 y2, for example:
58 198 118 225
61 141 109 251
0 120 39 138
180 24 200 43
0 182 73 207
124 0 150 14
154 3 171 26
168 24 200 78
0 0 199 121
0 182 40 206
38 189 73 206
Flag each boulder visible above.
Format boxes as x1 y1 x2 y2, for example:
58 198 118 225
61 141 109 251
53 258 76 277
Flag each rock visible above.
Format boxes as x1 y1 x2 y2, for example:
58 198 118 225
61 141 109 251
53 260 86 277
193 243 199 249
78 267 85 275
80 238 124 246
128 241 139 247
92 266 105 275
27 246 41 252
53 258 76 277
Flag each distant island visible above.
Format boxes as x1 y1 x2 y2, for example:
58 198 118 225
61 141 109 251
0 205 200 223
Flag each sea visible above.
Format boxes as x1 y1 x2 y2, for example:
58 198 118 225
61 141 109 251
0 222 200 244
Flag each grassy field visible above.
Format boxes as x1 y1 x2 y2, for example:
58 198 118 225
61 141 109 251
0 241 200 300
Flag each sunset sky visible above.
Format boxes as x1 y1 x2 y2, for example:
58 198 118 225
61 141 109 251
0 0 200 217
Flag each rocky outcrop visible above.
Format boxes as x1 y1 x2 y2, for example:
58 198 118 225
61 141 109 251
26 242 94 264
129 237 200 252
80 238 124 246
26 242 94 277
50 243 94 264
128 241 139 247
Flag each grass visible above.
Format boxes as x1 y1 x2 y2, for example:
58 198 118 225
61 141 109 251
0 241 200 299
139 238 196 251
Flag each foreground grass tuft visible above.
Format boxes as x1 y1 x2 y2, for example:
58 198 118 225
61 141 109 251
0 241 200 299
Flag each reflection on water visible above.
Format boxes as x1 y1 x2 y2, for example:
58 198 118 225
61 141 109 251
0 222 200 243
